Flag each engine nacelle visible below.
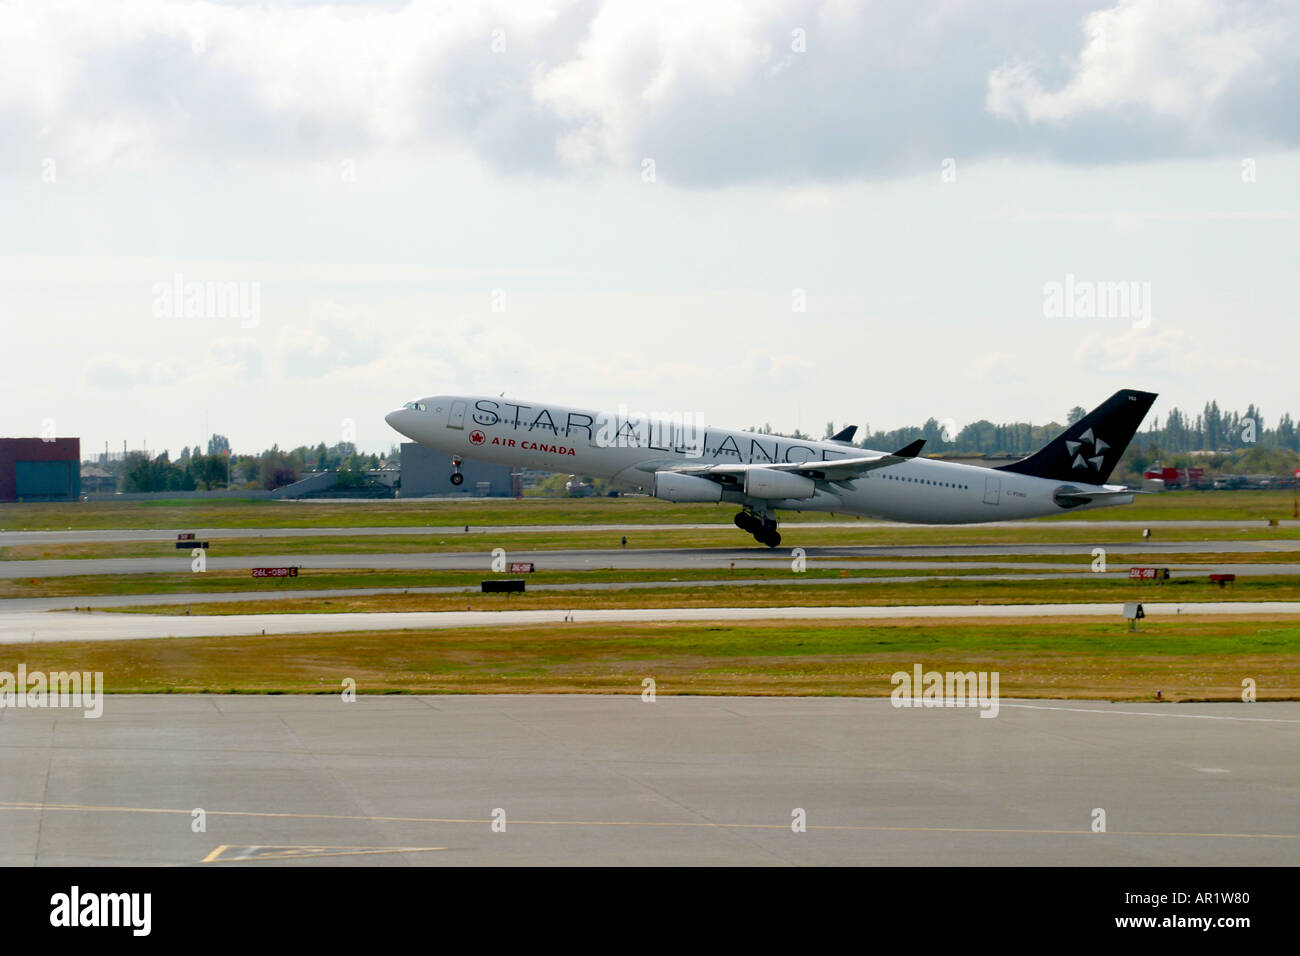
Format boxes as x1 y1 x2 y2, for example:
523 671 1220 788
744 468 816 499
653 471 722 503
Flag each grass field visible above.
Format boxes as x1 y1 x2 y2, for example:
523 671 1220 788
4 549 1298 601
4 490 1296 701
1 488 1297 532
2 565 1067 600
3 617 1295 700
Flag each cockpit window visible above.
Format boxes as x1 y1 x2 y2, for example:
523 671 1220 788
403 401 427 411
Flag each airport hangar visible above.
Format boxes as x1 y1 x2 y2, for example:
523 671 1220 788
0 437 80 502
398 442 520 497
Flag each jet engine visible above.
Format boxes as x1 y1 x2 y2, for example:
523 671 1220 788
744 468 816 499
653 471 722 503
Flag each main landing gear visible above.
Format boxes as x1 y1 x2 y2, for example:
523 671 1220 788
450 457 464 486
734 510 781 548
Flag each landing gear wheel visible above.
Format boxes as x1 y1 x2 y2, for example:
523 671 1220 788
734 511 760 534
754 518 781 548
450 472 464 486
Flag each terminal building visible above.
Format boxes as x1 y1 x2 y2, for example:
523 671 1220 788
398 442 519 497
0 437 81 501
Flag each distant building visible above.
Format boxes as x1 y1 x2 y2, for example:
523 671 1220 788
398 443 517 497
0 438 81 501
517 468 551 491
79 464 116 494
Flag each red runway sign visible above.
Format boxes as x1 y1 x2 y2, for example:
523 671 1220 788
1128 567 1169 580
509 562 535 573
252 567 299 578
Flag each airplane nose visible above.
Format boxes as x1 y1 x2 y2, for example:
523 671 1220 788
385 409 410 435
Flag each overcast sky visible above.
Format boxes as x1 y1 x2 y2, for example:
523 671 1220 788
2 0 1297 456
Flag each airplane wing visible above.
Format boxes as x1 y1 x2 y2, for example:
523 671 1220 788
653 439 925 483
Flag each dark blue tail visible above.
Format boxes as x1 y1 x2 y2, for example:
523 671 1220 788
996 389 1157 484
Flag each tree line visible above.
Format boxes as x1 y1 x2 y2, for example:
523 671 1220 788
100 436 398 493
842 401 1298 458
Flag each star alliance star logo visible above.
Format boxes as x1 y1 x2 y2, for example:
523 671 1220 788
1067 427 1108 470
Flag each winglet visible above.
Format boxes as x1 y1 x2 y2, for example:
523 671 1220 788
830 425 858 443
893 439 925 458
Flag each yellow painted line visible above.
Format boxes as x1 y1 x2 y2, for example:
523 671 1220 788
200 844 228 863
204 845 446 863
1 801 1298 840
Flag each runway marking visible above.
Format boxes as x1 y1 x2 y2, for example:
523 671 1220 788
1003 703 1300 723
202 844 446 862
2 801 1297 841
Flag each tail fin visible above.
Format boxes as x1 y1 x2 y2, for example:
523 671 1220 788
996 389 1157 485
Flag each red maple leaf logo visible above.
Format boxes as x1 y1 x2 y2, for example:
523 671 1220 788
469 430 486 445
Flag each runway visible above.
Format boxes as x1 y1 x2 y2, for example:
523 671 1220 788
5 540 1299 578
1 695 1295 865
3 517 1295 545
5 601 1300 644
7 563 1300 614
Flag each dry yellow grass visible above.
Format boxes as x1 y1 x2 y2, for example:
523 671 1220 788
2 615 1296 701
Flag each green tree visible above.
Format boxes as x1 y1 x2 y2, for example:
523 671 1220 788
261 449 299 489
188 453 228 490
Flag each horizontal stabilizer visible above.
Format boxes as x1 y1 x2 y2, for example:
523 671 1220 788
1054 487 1143 509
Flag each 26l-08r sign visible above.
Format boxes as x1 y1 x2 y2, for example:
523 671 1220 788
252 567 299 578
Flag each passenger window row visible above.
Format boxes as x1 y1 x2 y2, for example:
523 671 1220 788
883 474 968 490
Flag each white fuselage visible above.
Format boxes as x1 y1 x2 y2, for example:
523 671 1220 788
385 395 1132 523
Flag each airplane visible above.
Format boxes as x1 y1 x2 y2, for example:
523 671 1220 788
385 389 1157 547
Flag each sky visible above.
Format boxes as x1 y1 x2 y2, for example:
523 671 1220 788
1 0 1297 457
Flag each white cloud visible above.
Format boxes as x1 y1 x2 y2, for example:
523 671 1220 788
533 1 785 170
1072 325 1258 383
4 0 1297 183
84 355 183 391
987 0 1295 125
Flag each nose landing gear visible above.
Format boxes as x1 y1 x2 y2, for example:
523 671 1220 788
450 457 464 486
734 510 781 548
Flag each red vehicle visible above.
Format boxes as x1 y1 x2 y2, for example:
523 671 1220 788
1143 465 1205 489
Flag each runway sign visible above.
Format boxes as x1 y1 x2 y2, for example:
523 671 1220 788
252 567 299 578
1128 567 1169 580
